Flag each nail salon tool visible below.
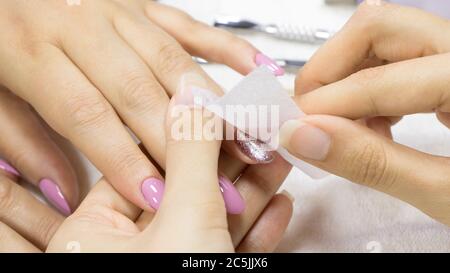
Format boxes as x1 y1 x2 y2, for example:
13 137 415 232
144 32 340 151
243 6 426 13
193 57 307 74
214 16 335 44
193 66 328 179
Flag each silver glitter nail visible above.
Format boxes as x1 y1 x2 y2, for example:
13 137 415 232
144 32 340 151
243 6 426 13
235 130 274 163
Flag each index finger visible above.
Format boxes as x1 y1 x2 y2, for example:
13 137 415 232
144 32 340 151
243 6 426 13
296 1 450 95
295 53 450 119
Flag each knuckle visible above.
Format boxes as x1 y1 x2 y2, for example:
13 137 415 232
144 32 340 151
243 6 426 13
343 141 395 190
347 67 387 115
156 41 193 76
119 71 167 114
353 0 390 33
106 143 148 175
62 93 114 134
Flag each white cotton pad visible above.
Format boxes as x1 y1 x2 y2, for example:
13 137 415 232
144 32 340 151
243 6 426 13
195 66 328 179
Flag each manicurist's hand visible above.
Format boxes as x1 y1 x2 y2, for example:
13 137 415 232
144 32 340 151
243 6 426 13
47 88 293 253
0 0 282 212
282 1 450 225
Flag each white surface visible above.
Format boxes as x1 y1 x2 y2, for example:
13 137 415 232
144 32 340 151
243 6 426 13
60 0 450 252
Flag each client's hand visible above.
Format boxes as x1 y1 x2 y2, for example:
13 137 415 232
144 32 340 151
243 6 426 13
0 171 63 252
0 87 77 215
0 0 280 213
47 87 293 252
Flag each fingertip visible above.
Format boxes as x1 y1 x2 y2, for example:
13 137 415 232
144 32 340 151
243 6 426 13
0 159 20 182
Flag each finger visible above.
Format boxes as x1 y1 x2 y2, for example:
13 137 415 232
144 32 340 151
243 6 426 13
296 54 450 119
237 192 294 253
0 89 78 215
436 111 450 129
153 90 226 231
296 1 450 94
0 222 40 253
59 20 169 170
113 12 275 164
143 1 263 75
365 117 393 139
0 159 20 182
279 115 450 220
77 179 141 229
228 154 292 246
135 211 154 231
134 148 249 230
0 175 63 250
2 43 163 212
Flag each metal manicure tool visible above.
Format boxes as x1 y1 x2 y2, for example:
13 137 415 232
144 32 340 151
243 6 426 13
193 57 306 74
214 15 335 44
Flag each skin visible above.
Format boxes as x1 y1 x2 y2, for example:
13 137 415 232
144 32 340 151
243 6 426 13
46 92 294 253
0 88 79 209
0 169 293 253
0 0 263 213
288 1 450 225
0 83 295 252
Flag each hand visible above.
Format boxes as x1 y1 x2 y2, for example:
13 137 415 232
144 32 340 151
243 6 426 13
47 89 293 252
0 87 77 215
282 1 450 225
0 0 282 212
0 171 63 252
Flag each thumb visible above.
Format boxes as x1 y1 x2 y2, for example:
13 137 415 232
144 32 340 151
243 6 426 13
154 84 227 230
279 115 450 214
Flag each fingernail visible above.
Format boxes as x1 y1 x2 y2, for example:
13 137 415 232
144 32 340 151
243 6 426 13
280 190 295 203
255 53 285 76
39 179 71 216
0 159 20 177
174 81 195 106
219 175 245 214
280 120 331 161
141 178 165 210
235 130 274 164
175 73 211 107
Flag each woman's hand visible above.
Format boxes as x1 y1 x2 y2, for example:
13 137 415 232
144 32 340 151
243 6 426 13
0 0 281 212
47 88 293 253
282 1 450 225
0 87 77 215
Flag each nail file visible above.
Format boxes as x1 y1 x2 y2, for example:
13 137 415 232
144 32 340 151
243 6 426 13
193 66 328 179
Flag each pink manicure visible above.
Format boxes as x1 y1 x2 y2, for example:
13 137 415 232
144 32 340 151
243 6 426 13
0 159 20 177
255 53 285 76
219 175 245 214
141 178 165 210
39 179 71 216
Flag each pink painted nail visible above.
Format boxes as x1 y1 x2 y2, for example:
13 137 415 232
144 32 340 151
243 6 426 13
255 53 285 76
39 179 71 216
219 175 245 214
0 159 20 177
141 178 165 210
